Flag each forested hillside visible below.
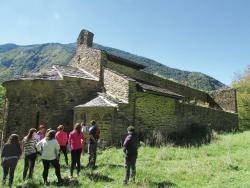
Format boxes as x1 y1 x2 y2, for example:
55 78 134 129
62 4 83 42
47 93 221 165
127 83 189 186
0 43 226 91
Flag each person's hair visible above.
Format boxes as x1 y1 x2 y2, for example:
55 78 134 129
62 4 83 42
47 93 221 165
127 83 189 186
46 130 56 141
26 128 37 141
46 128 51 134
127 126 135 133
91 120 96 125
57 125 64 131
7 134 20 145
74 123 82 133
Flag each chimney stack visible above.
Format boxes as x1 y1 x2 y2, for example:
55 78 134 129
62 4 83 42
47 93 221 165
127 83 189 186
77 29 94 47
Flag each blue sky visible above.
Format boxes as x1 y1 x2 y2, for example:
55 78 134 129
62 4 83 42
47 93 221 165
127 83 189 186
0 0 249 85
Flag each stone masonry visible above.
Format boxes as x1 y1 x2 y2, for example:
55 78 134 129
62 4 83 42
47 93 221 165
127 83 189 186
3 29 238 145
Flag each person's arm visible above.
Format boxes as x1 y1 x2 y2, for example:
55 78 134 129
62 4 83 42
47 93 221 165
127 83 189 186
81 133 85 155
55 140 60 160
36 140 42 153
123 135 131 154
1 145 6 165
1 144 6 158
17 145 22 159
21 139 24 153
68 133 72 145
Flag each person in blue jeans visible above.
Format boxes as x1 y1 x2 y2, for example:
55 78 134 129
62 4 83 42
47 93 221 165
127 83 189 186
1 134 22 187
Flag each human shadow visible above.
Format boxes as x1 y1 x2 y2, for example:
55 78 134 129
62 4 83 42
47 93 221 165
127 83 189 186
85 172 114 182
149 180 177 188
50 177 80 187
98 163 124 169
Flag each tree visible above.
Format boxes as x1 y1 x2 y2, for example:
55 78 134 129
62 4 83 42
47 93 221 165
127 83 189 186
232 65 250 130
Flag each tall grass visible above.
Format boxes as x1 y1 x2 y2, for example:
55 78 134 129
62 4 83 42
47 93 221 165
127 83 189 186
1 131 250 187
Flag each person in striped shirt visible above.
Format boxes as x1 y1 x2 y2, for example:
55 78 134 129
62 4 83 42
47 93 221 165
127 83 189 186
22 128 38 181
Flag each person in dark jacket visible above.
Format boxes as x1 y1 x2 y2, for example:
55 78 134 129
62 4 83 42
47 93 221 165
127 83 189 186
123 126 138 184
87 120 100 169
1 134 22 187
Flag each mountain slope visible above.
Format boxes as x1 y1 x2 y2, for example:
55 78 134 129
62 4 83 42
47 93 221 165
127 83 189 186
0 43 226 91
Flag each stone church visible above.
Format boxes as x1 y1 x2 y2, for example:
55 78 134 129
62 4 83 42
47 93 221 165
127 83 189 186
3 29 238 145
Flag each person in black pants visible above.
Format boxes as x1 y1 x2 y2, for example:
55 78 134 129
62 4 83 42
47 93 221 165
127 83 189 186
55 125 69 166
36 130 62 185
22 128 38 180
68 123 84 178
88 120 100 169
123 126 139 185
1 134 22 187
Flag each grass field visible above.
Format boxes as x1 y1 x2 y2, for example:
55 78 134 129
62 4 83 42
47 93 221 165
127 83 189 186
2 131 250 188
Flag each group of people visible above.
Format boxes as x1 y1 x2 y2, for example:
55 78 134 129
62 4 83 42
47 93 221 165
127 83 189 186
0 120 138 187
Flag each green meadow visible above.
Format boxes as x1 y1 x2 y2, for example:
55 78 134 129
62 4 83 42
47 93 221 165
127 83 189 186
1 131 250 188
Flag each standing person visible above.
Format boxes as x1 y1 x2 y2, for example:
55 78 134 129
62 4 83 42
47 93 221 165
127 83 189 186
68 123 84 178
81 122 89 152
88 120 100 169
1 134 22 187
36 124 47 141
55 125 68 165
123 126 138 185
22 128 38 181
36 130 62 185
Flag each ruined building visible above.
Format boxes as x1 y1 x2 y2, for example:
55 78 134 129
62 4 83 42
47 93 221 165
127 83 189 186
3 29 238 145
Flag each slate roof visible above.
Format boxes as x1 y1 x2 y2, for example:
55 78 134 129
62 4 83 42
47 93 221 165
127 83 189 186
53 65 98 80
137 82 184 99
6 65 98 81
75 93 118 108
106 53 145 70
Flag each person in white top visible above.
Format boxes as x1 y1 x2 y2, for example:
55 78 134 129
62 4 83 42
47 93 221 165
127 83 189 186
36 130 62 185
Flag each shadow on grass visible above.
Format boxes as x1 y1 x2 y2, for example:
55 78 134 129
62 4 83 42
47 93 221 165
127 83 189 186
85 172 114 182
16 178 81 187
50 177 80 187
98 163 124 169
149 180 177 188
16 180 43 188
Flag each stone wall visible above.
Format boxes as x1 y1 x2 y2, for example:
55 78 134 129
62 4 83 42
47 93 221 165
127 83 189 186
3 78 100 139
131 91 238 137
134 92 179 132
74 106 116 146
104 60 219 107
103 69 129 103
209 89 237 113
70 45 102 79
